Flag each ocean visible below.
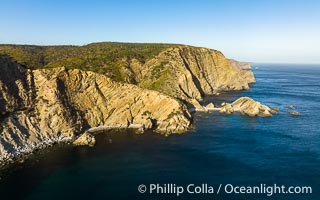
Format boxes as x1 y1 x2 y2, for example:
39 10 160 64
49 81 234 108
0 64 319 200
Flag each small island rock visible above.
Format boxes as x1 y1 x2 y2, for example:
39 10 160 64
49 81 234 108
287 105 296 109
289 111 301 116
220 97 272 117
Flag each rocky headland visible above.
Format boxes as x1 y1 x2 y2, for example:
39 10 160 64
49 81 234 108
0 43 258 165
228 59 252 70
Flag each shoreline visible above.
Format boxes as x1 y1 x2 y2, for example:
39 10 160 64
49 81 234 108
0 96 273 168
0 136 73 168
0 110 208 168
0 43 255 169
0 123 147 168
0 93 278 168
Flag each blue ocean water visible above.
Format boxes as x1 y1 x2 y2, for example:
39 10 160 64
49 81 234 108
0 64 319 200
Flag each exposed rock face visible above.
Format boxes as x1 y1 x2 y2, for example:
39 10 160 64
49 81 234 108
220 103 234 115
0 57 190 162
73 132 96 147
190 102 219 112
127 46 255 109
0 44 256 164
220 97 273 117
228 59 252 70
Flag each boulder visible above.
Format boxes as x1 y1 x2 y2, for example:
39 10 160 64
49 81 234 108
220 103 234 115
73 132 96 147
205 103 215 109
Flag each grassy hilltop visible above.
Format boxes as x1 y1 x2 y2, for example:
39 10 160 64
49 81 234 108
0 42 178 82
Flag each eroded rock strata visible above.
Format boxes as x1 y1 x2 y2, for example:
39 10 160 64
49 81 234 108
228 59 252 70
0 44 255 164
220 97 273 117
136 47 255 108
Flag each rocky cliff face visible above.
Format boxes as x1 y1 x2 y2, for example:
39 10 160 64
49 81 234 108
125 46 255 108
228 59 252 70
0 44 255 164
0 56 190 163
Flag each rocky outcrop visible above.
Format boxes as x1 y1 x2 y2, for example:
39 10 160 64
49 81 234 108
126 46 255 109
285 105 301 116
289 111 301 116
220 97 273 117
73 132 96 147
205 103 215 109
190 102 219 112
228 59 252 70
0 57 191 163
270 107 280 114
287 105 296 109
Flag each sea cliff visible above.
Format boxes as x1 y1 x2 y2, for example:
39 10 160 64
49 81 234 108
0 43 255 164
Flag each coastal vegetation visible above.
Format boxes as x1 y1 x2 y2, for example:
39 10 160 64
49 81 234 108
0 42 178 81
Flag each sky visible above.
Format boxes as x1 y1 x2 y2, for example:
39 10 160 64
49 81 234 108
1 0 320 63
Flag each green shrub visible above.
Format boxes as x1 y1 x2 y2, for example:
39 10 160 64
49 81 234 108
0 42 179 83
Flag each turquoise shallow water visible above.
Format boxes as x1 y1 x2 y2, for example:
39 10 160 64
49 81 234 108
0 64 319 200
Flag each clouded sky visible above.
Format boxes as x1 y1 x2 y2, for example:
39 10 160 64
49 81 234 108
1 0 320 63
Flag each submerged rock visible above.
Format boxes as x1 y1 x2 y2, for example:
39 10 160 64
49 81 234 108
220 97 272 117
289 111 301 116
73 132 96 147
270 107 280 114
287 105 296 109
